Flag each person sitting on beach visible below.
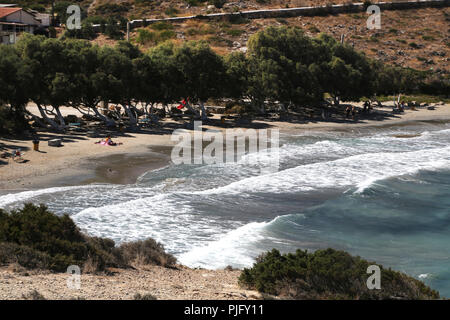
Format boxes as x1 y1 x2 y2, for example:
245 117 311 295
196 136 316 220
95 136 117 146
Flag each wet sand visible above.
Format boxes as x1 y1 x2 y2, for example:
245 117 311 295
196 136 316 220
82 146 172 185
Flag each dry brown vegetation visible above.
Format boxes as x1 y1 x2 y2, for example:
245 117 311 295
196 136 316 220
89 6 449 73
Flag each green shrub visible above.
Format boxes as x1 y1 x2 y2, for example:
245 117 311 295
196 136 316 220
308 26 320 33
186 0 200 6
150 22 174 31
165 7 179 17
64 22 98 40
211 0 226 8
0 242 51 269
95 3 129 15
239 248 440 300
226 29 244 37
0 204 176 272
103 17 127 40
136 29 156 45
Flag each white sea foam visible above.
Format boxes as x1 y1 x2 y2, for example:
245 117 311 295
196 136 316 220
198 146 450 195
71 193 240 254
178 219 277 269
0 185 94 207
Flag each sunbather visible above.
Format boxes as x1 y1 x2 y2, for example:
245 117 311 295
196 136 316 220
95 136 122 146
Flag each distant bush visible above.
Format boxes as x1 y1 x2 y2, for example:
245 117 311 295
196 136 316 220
239 248 440 300
136 28 176 45
0 204 176 272
95 3 129 15
64 21 98 40
134 292 157 300
165 7 179 17
118 238 176 267
211 0 226 8
22 289 46 300
150 22 174 31
308 25 320 33
226 29 244 37
104 17 125 40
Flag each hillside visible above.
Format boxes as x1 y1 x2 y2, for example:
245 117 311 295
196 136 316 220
121 6 449 72
5 1 449 72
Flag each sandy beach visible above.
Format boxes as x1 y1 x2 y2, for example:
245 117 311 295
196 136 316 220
1 103 449 192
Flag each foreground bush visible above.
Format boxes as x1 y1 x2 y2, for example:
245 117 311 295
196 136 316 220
239 248 439 300
118 239 177 268
0 204 176 272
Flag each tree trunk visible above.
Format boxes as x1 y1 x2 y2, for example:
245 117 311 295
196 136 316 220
259 103 265 115
93 107 116 127
149 103 159 124
185 101 200 118
199 100 208 121
54 106 66 128
25 110 47 128
123 103 138 130
36 104 64 131
333 96 340 106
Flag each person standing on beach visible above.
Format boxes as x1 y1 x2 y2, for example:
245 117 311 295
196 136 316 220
352 106 356 121
346 106 351 119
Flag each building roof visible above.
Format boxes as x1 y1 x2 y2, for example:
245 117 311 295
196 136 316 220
0 7 21 19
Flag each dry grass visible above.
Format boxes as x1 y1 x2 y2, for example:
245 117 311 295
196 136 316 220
90 5 449 72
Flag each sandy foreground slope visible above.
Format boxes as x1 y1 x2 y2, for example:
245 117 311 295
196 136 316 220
0 264 261 300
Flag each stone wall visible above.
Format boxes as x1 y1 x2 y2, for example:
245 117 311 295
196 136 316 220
92 0 450 31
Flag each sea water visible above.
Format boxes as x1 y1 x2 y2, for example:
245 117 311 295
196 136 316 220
1 121 449 297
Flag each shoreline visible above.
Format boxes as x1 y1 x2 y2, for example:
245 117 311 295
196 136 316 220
1 103 449 192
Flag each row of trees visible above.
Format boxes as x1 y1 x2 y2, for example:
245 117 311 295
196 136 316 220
0 26 447 132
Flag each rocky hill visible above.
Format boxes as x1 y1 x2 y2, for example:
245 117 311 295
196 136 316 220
7 1 450 73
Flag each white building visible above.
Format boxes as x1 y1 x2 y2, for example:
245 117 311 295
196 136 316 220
0 6 45 44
